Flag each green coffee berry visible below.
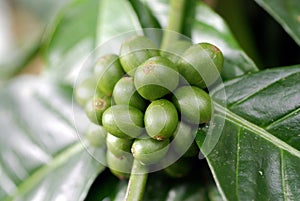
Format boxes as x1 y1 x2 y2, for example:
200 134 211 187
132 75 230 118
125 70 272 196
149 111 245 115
102 105 144 139
86 123 107 147
177 43 224 88
131 138 170 165
160 40 192 63
172 121 199 157
172 86 212 124
164 158 192 178
94 54 124 96
119 36 159 76
85 92 111 125
106 133 133 158
134 56 179 100
106 150 133 179
75 76 97 106
112 77 148 111
144 99 178 140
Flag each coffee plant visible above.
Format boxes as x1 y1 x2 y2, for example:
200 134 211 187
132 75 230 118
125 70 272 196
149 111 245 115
0 0 299 201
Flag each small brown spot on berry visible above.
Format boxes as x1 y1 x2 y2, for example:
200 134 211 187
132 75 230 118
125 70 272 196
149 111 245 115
143 63 155 74
212 45 221 53
93 98 106 110
297 16 300 23
155 135 165 141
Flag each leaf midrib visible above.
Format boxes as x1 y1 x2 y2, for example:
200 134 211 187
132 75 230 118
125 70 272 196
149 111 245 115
280 150 288 201
214 102 300 158
4 142 85 201
211 102 300 201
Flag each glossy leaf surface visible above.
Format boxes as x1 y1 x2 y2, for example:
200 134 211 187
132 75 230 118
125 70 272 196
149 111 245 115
44 0 142 84
199 65 300 200
0 76 105 201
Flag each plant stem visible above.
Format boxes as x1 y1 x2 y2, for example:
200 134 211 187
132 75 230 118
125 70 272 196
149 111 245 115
125 159 148 201
161 0 187 50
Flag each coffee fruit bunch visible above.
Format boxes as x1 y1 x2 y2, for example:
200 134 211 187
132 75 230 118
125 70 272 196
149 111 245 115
75 35 223 179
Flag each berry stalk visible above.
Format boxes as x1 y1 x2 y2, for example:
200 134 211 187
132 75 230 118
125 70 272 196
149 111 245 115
125 159 148 201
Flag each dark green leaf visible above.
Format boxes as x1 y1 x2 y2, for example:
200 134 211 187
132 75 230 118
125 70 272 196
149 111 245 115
254 0 300 46
129 0 161 29
0 76 105 201
141 0 169 28
198 65 300 200
44 0 142 84
128 0 163 44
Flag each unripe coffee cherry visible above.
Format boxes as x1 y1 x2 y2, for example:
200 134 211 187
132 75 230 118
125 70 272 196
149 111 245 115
75 76 97 106
144 99 178 140
102 105 144 139
177 43 224 88
85 92 111 125
106 150 133 180
112 77 148 111
131 138 169 165
86 124 107 147
160 40 192 63
119 36 159 76
106 133 133 158
172 86 212 124
94 54 124 96
172 121 199 157
134 56 179 100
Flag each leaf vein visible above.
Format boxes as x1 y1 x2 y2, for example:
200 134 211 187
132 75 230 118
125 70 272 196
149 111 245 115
4 142 84 201
266 107 300 130
229 71 299 108
215 103 300 158
280 150 288 201
34 93 74 128
235 126 241 200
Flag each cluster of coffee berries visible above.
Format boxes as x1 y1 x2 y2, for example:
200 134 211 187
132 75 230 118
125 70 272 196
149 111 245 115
75 35 223 179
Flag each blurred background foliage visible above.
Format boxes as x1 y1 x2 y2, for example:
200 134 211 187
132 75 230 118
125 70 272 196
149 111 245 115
0 0 70 80
0 0 299 81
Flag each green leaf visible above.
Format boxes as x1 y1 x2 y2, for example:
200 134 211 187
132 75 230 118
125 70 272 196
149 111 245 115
199 65 300 200
254 0 300 46
44 0 142 84
141 0 169 28
145 0 259 80
129 0 161 29
128 0 163 44
0 76 105 201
